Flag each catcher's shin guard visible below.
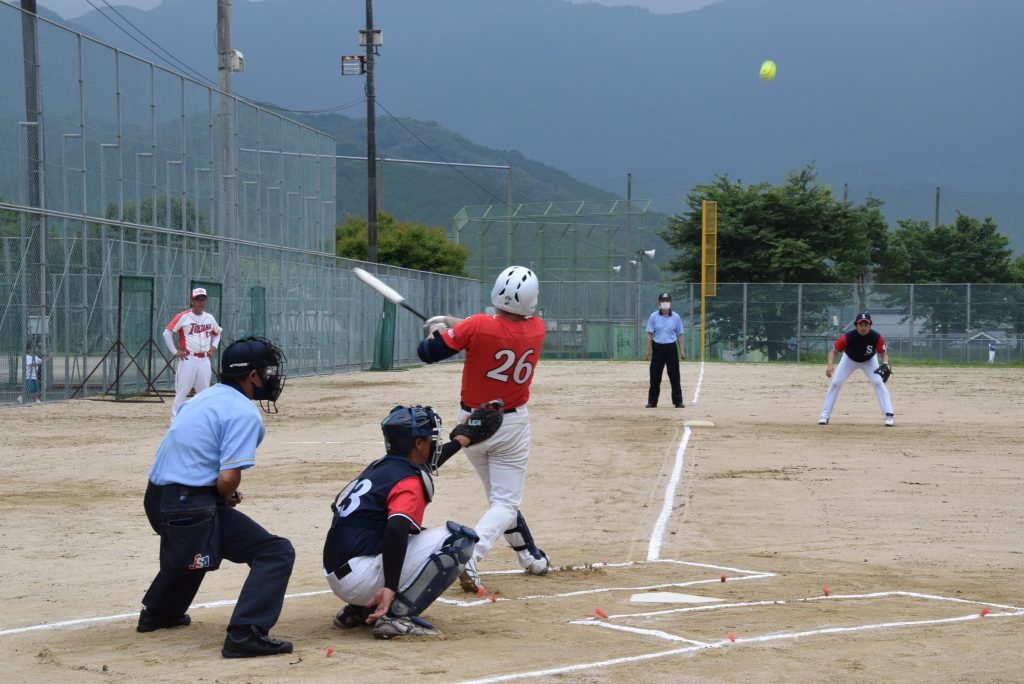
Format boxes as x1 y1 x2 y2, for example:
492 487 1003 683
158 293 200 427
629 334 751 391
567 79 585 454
504 511 549 575
389 522 478 618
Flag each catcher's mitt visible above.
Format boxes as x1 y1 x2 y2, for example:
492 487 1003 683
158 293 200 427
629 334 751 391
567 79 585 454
450 399 504 445
874 362 892 383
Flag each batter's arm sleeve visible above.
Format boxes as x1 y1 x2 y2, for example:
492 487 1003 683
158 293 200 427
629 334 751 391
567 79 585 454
162 328 178 355
380 515 412 591
417 330 459 364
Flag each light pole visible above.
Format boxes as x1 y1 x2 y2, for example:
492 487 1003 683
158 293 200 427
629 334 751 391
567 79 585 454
342 4 383 263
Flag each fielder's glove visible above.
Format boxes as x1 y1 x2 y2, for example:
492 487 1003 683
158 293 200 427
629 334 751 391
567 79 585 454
874 362 892 383
450 399 504 445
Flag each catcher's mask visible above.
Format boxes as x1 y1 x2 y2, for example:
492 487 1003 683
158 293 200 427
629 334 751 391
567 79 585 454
381 405 443 472
220 336 287 413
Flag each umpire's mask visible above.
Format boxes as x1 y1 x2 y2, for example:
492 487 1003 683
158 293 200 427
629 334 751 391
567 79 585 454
221 337 288 413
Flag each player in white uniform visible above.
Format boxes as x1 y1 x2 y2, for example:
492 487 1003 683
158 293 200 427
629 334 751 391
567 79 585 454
163 288 222 418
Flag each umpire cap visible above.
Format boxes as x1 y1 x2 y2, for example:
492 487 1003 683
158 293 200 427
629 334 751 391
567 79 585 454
658 292 672 301
220 337 285 378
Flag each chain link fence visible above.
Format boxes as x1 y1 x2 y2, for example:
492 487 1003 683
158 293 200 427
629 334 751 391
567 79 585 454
535 281 1024 363
0 5 477 405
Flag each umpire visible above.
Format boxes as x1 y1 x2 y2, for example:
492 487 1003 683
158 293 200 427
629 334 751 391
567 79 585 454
138 337 295 658
645 292 686 408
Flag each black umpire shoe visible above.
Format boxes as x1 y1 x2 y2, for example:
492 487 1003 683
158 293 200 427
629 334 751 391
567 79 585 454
645 404 656 408
222 626 293 658
674 403 685 408
136 608 191 633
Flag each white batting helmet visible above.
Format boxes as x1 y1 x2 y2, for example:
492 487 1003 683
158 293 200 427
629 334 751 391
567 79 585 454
491 266 539 316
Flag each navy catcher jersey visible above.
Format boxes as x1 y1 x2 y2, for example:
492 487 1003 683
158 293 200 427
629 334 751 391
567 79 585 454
322 455 433 572
835 329 886 363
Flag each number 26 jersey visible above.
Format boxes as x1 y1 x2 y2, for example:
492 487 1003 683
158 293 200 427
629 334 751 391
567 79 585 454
440 313 546 410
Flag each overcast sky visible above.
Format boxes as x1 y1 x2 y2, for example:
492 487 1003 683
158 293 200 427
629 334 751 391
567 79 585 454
36 0 716 21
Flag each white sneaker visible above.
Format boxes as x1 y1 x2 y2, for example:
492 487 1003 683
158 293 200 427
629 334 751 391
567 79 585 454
458 558 483 593
34 399 42 404
517 548 550 575
884 414 895 427
372 615 442 639
818 417 829 425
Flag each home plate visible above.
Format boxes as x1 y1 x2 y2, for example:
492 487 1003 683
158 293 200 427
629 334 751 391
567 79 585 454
630 592 723 604
684 420 715 428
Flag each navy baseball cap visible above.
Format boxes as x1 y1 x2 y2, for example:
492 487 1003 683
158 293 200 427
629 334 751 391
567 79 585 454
854 312 872 324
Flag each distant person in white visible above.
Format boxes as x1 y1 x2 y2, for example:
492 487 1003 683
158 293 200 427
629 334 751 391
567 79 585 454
163 288 222 418
988 341 996 364
19 341 45 404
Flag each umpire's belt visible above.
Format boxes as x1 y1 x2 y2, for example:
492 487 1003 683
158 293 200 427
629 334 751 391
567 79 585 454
330 561 353 580
189 351 211 358
461 401 517 414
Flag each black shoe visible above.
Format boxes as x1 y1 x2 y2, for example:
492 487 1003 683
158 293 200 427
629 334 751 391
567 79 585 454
222 626 293 658
645 404 656 408
674 403 684 408
136 608 191 633
334 604 371 628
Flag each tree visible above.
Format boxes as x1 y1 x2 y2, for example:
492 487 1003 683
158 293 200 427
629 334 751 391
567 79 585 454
661 165 888 286
336 212 469 276
659 165 888 359
875 213 1020 336
877 213 1013 283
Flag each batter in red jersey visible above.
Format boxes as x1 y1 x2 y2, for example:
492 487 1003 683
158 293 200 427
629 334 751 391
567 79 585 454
417 266 550 593
819 312 895 426
163 288 222 418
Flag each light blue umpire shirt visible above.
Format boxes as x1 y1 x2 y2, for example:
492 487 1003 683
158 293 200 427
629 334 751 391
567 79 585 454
647 310 684 344
148 383 265 486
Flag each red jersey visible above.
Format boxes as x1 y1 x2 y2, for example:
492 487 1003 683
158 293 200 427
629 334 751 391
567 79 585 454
441 313 546 409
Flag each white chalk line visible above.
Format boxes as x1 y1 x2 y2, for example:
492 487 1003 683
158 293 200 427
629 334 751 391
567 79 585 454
458 593 1024 684
0 589 332 637
646 361 704 561
0 558 768 637
568 619 710 646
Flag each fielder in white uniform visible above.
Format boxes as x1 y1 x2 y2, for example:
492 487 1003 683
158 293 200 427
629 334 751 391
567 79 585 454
163 287 222 418
819 312 895 427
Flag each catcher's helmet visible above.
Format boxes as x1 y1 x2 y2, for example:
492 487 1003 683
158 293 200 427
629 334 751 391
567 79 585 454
220 337 287 411
381 405 443 471
491 266 539 316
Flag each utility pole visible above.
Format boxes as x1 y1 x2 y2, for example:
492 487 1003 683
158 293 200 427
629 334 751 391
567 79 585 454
21 0 46 349
217 0 244 329
364 0 379 263
217 0 238 244
341 4 382 262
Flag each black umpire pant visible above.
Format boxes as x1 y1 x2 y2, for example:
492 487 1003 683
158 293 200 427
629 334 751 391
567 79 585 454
142 482 295 634
648 341 682 407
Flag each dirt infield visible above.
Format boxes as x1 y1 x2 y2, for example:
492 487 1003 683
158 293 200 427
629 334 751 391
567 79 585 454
2 361 1022 682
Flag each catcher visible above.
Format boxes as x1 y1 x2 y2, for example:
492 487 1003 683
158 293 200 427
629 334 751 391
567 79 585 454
818 312 895 427
322 401 503 639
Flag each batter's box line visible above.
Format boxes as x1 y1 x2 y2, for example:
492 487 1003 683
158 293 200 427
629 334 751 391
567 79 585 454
478 558 777 579
458 597 1024 683
436 574 776 608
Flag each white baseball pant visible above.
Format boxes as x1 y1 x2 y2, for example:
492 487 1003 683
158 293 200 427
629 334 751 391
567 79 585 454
819 354 893 421
459 406 531 565
171 356 212 417
325 525 452 606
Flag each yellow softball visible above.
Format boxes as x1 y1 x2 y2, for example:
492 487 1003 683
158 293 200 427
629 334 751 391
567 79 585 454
759 59 776 81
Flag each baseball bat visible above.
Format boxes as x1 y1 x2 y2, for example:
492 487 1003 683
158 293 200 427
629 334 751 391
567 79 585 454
352 267 428 321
